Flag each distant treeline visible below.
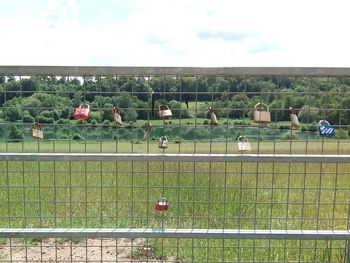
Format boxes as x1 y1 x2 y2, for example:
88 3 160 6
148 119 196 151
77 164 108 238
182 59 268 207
0 76 349 141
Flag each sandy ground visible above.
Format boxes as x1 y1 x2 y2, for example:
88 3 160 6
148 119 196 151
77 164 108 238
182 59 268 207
0 238 179 263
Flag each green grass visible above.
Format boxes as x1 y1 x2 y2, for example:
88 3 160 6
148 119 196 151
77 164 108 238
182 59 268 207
0 140 348 261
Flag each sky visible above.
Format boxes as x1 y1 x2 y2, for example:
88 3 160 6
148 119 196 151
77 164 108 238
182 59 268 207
0 0 350 67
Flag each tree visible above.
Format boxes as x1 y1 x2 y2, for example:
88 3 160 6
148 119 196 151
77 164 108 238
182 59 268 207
125 108 138 122
298 105 320 123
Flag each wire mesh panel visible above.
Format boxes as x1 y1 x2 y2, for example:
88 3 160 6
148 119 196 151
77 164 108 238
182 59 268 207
0 67 350 262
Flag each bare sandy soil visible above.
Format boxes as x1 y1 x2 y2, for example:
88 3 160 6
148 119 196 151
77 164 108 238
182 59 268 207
0 238 179 262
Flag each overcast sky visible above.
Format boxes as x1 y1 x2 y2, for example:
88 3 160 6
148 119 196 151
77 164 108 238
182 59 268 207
1 0 349 67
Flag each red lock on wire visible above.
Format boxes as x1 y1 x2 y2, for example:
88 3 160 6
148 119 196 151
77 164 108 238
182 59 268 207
74 104 90 120
142 243 154 255
155 197 169 211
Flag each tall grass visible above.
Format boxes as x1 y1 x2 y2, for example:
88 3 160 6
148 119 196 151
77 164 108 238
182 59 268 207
0 140 349 261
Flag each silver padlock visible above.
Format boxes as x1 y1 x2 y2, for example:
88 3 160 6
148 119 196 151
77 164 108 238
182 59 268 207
159 104 172 118
209 107 218 126
113 106 122 126
253 102 271 124
237 135 251 151
143 123 152 140
159 136 168 149
289 107 300 129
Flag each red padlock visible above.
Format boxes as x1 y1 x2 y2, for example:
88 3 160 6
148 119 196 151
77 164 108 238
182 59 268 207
155 197 169 211
141 243 154 255
74 104 90 120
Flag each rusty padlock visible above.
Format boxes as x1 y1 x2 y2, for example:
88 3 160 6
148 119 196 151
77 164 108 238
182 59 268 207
253 103 271 124
113 106 122 126
74 104 90 120
32 122 43 140
289 107 300 129
155 197 169 211
158 104 172 118
158 136 168 149
143 123 153 140
209 107 218 126
237 135 251 151
141 243 154 255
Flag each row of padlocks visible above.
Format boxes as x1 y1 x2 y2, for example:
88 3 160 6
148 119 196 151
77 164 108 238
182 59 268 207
31 102 336 140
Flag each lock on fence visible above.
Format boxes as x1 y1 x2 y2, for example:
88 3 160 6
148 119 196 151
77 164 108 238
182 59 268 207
155 197 169 211
209 107 218 126
318 120 336 137
289 107 300 129
73 104 91 120
158 136 168 149
141 243 154 255
158 104 172 118
237 135 251 151
32 122 43 140
253 103 271 124
143 123 152 140
113 106 122 126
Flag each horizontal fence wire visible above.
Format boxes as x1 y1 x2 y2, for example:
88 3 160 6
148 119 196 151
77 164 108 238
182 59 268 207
0 66 350 262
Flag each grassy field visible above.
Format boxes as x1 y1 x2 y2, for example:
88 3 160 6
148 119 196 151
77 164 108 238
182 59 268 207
0 140 349 261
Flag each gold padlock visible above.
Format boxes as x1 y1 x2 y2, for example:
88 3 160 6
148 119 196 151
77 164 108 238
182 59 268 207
159 104 172 118
32 122 43 140
209 107 218 126
143 123 152 140
253 103 271 124
158 136 168 149
113 106 122 126
289 107 300 129
237 135 251 151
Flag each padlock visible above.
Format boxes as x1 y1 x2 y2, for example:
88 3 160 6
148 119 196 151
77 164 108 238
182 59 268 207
318 120 336 137
143 123 152 140
74 104 90 120
155 197 169 211
289 107 300 129
237 135 251 151
158 136 168 149
209 107 218 126
158 104 172 118
141 243 154 255
32 122 43 140
253 103 271 124
113 106 122 126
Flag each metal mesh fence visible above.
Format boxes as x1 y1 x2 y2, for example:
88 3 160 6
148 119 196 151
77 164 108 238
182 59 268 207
0 67 350 262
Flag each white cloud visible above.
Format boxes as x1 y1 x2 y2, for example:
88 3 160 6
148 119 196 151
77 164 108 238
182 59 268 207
1 0 350 66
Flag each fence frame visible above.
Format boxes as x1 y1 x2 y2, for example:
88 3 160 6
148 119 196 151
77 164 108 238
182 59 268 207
1 66 350 262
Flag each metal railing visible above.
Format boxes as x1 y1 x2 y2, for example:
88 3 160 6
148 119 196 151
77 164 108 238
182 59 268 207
0 66 350 262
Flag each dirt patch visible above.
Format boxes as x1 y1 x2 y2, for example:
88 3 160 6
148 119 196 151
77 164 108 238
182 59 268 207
0 238 178 262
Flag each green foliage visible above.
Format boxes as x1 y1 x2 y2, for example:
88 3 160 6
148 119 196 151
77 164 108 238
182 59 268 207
7 125 22 141
298 105 320 123
37 115 54 123
336 129 349 139
72 133 83 140
125 108 138 122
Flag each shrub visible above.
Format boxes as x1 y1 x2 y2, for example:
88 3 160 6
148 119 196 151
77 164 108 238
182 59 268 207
77 119 87 125
283 132 298 140
23 115 35 123
336 129 349 139
174 136 183 144
8 125 22 142
37 115 54 123
72 133 83 140
56 118 69 124
102 119 111 127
